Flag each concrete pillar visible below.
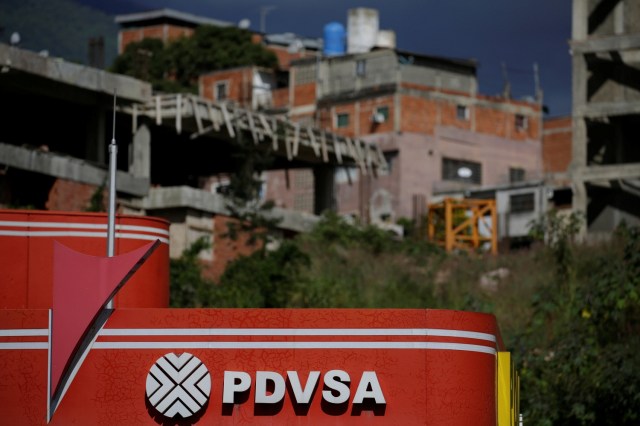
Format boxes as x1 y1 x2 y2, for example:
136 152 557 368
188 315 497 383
572 0 588 40
573 180 588 241
130 123 151 178
313 165 336 215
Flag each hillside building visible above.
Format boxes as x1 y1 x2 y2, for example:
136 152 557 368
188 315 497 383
146 7 545 225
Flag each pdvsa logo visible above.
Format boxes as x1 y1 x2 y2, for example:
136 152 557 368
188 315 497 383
145 352 386 421
146 353 211 419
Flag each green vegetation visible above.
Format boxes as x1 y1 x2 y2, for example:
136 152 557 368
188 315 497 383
111 25 277 93
85 182 106 212
170 210 640 425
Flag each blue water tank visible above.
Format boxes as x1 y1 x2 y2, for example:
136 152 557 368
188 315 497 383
323 22 346 56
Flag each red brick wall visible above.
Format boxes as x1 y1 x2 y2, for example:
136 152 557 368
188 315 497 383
45 179 103 212
476 95 540 141
543 116 572 173
316 95 395 137
358 97 395 135
266 45 315 71
119 25 195 53
398 82 540 140
166 25 194 41
292 83 316 107
475 106 510 138
439 101 472 131
400 95 436 134
199 68 253 106
272 87 289 109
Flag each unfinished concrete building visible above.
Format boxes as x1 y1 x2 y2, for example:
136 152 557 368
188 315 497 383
571 0 640 238
0 42 387 278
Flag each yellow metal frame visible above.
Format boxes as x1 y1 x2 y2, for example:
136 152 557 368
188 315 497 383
427 198 498 254
497 351 520 426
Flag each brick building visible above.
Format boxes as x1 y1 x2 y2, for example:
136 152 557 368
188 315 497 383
114 7 546 226
191 9 544 223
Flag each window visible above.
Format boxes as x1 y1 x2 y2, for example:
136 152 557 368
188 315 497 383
456 105 469 121
509 167 525 183
510 193 535 213
336 112 349 128
373 106 389 123
383 151 397 173
356 59 366 77
214 82 228 101
515 114 528 131
442 157 482 184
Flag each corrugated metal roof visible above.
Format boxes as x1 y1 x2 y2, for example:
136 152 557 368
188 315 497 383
115 8 233 28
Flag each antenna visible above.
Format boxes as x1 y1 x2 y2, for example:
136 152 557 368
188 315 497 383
260 6 277 34
501 62 511 99
106 90 117 308
533 62 542 102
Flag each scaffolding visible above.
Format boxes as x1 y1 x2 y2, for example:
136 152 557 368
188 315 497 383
427 198 498 254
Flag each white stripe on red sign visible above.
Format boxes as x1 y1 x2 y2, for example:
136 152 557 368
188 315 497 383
0 328 497 355
92 341 496 355
0 220 169 244
100 328 496 342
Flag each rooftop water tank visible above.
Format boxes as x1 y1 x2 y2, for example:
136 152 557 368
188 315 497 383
347 8 379 54
376 30 396 49
323 22 346 56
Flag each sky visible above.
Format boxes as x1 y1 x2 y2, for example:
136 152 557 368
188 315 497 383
101 0 573 117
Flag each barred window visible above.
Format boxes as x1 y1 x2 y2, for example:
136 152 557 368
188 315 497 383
509 167 525 183
215 82 228 101
510 193 535 213
456 105 469 121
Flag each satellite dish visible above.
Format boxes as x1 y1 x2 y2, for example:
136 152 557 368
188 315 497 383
10 32 20 46
238 19 251 29
457 167 473 178
371 112 385 123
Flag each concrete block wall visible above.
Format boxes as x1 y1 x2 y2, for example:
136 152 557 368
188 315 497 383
401 64 475 94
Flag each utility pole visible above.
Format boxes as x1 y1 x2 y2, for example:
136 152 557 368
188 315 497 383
106 91 117 309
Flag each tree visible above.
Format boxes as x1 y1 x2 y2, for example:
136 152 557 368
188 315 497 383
110 25 277 93
169 237 215 307
517 215 640 425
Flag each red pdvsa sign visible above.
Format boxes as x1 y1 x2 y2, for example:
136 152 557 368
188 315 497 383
1 308 502 425
145 352 385 419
